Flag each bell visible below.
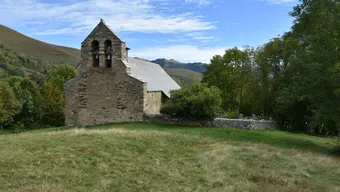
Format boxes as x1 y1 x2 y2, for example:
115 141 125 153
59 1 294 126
107 55 111 59
95 54 99 59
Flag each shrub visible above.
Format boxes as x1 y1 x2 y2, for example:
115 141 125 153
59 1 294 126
226 109 240 119
161 84 222 120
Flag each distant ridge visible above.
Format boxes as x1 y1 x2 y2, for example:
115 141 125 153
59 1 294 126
133 57 202 86
151 58 207 74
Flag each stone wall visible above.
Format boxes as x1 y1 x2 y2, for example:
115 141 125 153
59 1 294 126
65 20 145 127
65 71 145 127
144 91 162 114
144 114 277 130
213 118 277 130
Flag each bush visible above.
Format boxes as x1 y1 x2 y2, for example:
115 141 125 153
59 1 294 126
161 84 222 120
226 109 240 119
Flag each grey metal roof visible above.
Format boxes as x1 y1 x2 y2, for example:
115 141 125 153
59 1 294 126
128 57 181 97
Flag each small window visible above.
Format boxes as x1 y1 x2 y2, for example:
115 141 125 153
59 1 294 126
105 40 112 68
91 40 99 68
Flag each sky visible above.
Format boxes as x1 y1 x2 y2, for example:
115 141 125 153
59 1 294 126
0 0 297 63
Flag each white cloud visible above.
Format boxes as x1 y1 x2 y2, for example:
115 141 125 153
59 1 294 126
130 44 227 63
185 31 216 42
185 0 211 6
0 0 215 35
260 0 297 4
192 36 216 40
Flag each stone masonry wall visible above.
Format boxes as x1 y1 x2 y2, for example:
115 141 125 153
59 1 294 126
65 71 146 127
144 91 162 114
76 21 128 76
65 20 144 127
144 114 277 130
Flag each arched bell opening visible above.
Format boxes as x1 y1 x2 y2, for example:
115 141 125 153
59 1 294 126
104 40 112 68
91 40 100 68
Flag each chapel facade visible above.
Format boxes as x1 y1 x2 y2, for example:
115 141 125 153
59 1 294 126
64 19 180 126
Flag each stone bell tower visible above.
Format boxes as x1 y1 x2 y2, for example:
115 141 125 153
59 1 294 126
77 19 130 75
64 19 145 127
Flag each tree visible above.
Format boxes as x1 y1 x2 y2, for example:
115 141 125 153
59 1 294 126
202 47 256 116
275 0 340 134
8 77 43 129
255 38 285 119
47 65 76 90
161 84 222 120
40 82 65 127
0 83 19 132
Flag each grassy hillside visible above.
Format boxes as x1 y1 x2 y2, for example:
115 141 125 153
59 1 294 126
0 25 80 66
164 68 202 86
152 58 207 74
0 25 202 85
1 123 339 191
0 44 52 81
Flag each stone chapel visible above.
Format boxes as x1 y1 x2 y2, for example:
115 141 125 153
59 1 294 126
64 19 180 126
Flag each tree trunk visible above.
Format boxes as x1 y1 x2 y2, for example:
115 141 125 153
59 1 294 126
0 124 3 135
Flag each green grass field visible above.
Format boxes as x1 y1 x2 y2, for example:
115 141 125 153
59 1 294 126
1 123 339 191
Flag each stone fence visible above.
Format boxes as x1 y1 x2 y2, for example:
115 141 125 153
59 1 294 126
144 114 277 130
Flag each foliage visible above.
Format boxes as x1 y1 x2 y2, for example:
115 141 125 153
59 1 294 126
273 0 340 135
46 65 76 90
39 82 65 127
0 65 76 131
161 84 222 120
225 109 240 119
202 47 258 116
0 83 20 127
200 0 340 135
8 77 43 129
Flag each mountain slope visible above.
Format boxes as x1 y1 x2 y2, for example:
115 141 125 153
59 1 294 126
164 68 202 86
152 58 208 74
0 25 201 85
0 25 80 66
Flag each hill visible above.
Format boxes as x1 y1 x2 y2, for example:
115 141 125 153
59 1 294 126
0 123 339 191
0 25 202 85
132 57 203 86
164 68 202 86
152 58 208 74
0 25 80 65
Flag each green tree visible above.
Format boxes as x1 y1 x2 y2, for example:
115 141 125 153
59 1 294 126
202 47 255 116
255 38 285 119
161 84 222 120
0 83 19 132
40 82 65 127
275 0 340 134
47 65 76 90
8 77 42 129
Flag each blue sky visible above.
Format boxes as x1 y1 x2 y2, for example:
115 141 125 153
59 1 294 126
0 0 297 63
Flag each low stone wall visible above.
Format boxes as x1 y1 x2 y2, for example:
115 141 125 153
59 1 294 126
213 118 276 130
144 114 277 130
